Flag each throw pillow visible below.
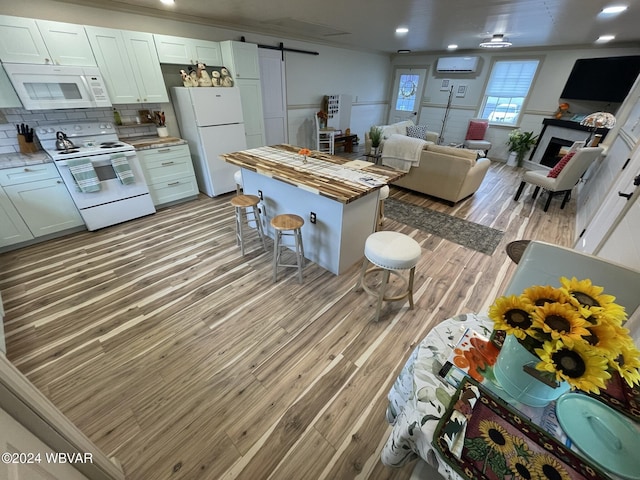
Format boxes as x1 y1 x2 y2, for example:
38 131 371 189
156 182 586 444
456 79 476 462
465 120 488 140
406 124 429 139
547 151 576 178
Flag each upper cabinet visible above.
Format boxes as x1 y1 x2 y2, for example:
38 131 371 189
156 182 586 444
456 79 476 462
0 65 21 108
0 16 96 66
86 26 169 104
154 34 222 66
220 41 260 79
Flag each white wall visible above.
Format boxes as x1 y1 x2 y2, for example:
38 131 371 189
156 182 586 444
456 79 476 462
391 46 640 161
0 1 391 152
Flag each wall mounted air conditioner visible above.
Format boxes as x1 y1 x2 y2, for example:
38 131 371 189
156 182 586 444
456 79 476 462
436 56 480 73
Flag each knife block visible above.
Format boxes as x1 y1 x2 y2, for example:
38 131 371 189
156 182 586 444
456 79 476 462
18 135 38 154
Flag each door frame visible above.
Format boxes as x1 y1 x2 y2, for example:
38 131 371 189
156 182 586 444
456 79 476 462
0 354 124 480
388 66 427 125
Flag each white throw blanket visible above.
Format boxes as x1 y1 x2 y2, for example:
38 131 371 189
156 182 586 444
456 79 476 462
381 134 428 172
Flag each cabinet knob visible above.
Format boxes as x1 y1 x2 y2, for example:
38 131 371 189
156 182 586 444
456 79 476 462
44 58 50 64
23 168 31 172
57 180 62 184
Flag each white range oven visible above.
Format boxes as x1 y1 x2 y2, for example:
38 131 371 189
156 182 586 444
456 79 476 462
37 122 156 231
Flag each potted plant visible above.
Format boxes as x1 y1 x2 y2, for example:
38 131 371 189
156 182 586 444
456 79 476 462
369 126 383 155
507 129 538 167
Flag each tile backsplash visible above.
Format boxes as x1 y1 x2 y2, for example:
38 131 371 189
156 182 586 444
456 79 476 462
0 104 163 154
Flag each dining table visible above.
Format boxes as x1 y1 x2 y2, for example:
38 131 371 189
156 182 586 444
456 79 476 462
381 313 640 480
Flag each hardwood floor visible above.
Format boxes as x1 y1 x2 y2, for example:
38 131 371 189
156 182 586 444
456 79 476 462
0 159 576 480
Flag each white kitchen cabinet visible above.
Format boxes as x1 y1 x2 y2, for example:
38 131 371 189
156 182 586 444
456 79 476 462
36 20 96 66
0 16 95 66
137 144 198 206
86 26 169 104
236 79 266 148
0 15 50 64
154 34 222 66
220 41 265 148
0 163 84 240
220 40 260 79
0 65 21 108
0 187 32 248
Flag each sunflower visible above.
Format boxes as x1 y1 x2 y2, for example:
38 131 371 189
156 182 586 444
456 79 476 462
488 295 535 340
478 419 513 454
559 277 626 323
530 453 571 480
582 322 623 358
521 285 571 307
510 435 532 458
535 340 611 393
531 302 590 347
508 455 534 480
609 343 640 387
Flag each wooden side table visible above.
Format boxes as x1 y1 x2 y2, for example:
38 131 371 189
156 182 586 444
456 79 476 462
364 153 381 165
333 134 357 153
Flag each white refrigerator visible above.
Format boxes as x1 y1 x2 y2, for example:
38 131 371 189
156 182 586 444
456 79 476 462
172 87 247 197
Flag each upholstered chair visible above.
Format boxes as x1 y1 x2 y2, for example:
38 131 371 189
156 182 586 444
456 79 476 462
463 118 492 155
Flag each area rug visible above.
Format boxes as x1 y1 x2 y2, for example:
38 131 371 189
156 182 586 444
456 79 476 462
384 198 503 255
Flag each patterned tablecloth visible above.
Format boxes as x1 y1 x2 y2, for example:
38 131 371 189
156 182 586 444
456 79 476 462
381 313 494 477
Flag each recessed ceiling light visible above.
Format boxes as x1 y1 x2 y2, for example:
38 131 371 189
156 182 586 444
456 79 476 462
396 27 409 34
397 49 411 54
602 5 627 14
596 34 616 43
160 0 175 5
479 34 512 48
447 44 458 50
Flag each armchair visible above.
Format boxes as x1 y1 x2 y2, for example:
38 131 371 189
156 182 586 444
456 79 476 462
513 147 603 211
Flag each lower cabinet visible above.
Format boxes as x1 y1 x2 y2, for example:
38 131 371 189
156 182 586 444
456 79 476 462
0 163 84 249
137 144 199 207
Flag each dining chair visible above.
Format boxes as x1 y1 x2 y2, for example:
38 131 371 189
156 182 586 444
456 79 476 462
513 146 603 211
315 114 335 154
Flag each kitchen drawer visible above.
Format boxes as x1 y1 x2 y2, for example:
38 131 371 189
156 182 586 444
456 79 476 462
0 163 59 186
140 154 195 185
138 144 190 163
149 175 198 206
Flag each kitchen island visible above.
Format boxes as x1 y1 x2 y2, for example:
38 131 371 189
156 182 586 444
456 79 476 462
222 144 405 275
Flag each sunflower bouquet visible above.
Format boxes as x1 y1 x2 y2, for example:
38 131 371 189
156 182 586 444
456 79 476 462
488 277 640 394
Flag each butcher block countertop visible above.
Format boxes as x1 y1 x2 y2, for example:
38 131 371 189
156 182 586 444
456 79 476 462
222 144 405 204
125 136 187 150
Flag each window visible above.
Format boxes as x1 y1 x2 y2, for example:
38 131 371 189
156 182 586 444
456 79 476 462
480 59 539 126
394 73 419 111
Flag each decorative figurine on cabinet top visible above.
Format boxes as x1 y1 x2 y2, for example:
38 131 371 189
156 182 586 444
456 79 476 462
196 63 212 87
180 69 197 87
220 67 234 87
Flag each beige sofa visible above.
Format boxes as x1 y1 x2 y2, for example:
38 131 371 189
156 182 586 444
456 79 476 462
364 121 491 204
391 144 491 204
364 120 439 154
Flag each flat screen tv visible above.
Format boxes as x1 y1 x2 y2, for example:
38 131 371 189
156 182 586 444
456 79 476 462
560 56 640 103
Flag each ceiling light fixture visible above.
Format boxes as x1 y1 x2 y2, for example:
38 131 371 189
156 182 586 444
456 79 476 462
479 34 512 48
596 34 616 43
397 49 411 54
160 0 175 5
602 5 627 14
447 44 458 50
396 27 409 34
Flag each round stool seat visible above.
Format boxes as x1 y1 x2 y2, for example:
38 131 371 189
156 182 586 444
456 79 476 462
271 213 304 231
364 231 420 270
234 170 243 187
231 194 259 208
379 185 390 200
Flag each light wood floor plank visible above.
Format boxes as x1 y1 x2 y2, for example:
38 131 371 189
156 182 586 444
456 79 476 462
0 157 576 479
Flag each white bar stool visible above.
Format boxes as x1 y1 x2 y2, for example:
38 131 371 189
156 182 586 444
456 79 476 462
234 170 243 194
377 185 390 230
230 194 266 255
271 214 305 283
354 231 421 321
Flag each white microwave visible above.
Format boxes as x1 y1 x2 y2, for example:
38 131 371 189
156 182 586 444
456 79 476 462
2 63 111 110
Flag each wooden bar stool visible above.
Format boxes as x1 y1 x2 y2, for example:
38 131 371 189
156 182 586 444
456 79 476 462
354 231 421 321
271 214 305 283
230 194 266 255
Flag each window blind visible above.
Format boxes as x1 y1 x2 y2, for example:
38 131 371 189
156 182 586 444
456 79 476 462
486 60 539 97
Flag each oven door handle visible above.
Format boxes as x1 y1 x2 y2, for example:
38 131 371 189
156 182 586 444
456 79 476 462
55 151 136 167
